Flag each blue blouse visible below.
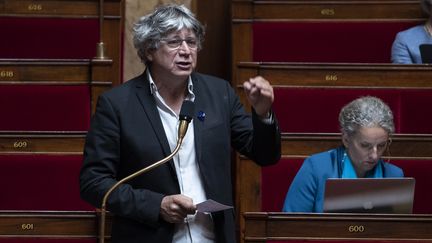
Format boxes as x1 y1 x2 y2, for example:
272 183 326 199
391 24 432 64
282 146 404 213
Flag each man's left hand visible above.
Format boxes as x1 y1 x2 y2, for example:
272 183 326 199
243 76 274 118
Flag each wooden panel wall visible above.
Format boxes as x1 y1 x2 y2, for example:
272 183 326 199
0 0 124 241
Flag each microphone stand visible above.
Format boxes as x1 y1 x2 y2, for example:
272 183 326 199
98 120 190 243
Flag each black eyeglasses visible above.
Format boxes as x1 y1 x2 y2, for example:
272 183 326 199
161 38 198 50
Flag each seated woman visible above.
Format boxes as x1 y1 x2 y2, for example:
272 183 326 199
282 96 403 213
391 0 432 64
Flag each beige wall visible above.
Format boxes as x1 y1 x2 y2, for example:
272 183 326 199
123 0 192 82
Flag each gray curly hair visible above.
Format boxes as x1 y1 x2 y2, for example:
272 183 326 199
132 4 205 64
421 0 432 16
339 96 395 137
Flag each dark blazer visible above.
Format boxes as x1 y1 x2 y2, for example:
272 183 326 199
79 72 281 243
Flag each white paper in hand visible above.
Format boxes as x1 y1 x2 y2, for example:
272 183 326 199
196 199 233 213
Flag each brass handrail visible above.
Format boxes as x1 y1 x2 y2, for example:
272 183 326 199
95 0 107 59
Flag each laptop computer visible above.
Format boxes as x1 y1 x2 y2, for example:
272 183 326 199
323 178 415 214
419 44 432 64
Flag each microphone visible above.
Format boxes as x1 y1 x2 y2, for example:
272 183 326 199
178 100 194 142
98 100 195 243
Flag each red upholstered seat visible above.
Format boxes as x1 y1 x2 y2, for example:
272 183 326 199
261 158 303 212
0 240 96 243
0 85 91 131
267 241 407 243
399 90 432 134
273 88 399 133
253 21 420 63
273 88 432 134
391 160 432 214
0 17 98 59
0 154 94 211
262 158 432 214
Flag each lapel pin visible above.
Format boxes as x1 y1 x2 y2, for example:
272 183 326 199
197 111 206 122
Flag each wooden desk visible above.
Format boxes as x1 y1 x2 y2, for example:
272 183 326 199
279 133 432 160
232 0 424 20
236 62 432 88
0 211 111 240
0 59 113 115
0 0 124 85
244 212 432 242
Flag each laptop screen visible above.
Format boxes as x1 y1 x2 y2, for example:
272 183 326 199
323 178 415 214
420 44 432 64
